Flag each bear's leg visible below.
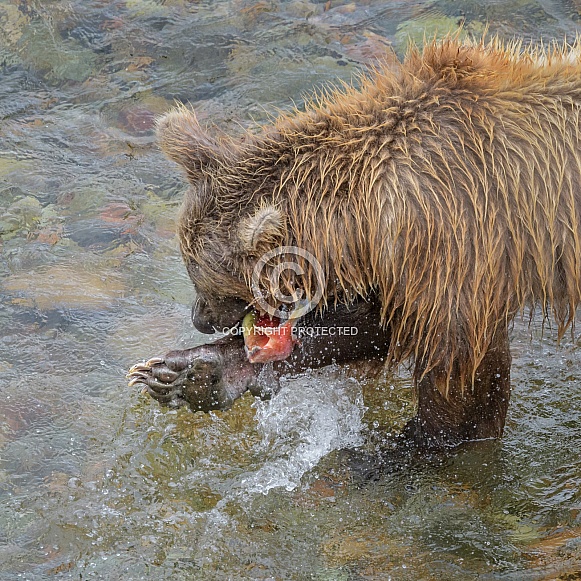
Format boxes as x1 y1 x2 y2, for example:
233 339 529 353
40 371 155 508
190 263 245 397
127 335 263 412
404 326 512 449
128 300 390 412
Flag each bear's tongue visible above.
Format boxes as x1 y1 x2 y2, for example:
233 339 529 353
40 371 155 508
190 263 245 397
242 310 296 364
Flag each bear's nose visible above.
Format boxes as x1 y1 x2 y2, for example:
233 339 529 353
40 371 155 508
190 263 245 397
192 297 217 334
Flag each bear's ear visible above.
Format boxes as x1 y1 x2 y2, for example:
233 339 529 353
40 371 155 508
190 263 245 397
238 206 286 255
156 106 232 180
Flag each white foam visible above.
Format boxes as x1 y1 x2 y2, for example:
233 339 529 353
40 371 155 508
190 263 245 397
238 368 365 495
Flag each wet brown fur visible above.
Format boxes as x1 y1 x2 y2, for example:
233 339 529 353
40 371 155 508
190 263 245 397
158 37 581 400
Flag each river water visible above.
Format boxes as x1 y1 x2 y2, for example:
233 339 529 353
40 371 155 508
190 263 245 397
1 0 580 579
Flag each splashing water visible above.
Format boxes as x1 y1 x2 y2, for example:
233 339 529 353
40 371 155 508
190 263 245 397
236 369 366 496
178 369 367 571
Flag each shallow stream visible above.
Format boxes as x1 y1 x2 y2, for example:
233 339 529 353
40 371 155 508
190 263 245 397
1 0 580 579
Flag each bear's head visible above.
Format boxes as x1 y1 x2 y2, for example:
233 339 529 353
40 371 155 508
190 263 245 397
156 107 319 338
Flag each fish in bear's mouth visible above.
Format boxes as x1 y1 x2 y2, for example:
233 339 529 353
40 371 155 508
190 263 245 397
241 309 298 364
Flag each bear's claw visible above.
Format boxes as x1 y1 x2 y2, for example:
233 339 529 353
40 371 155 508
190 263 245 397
127 346 252 412
127 355 187 407
127 374 149 387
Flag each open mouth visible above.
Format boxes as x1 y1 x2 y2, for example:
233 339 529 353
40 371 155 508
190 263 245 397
242 309 298 364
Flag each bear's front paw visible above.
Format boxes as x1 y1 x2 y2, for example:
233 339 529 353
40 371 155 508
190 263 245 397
127 347 230 412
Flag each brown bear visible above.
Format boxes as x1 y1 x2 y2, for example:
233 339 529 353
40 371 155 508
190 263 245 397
128 37 581 449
